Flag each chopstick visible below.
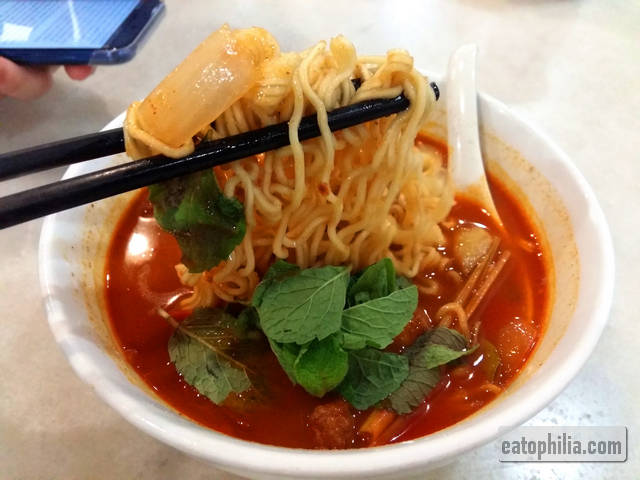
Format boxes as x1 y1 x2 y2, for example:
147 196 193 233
0 93 411 229
0 82 439 181
0 128 125 180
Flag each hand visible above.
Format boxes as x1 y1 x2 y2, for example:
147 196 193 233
0 57 94 101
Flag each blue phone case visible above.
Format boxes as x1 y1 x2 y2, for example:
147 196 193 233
0 0 165 65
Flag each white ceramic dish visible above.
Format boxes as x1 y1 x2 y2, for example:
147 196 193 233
39 77 614 479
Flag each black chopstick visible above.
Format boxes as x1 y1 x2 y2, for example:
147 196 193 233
0 93 411 229
0 128 125 180
0 82 439 181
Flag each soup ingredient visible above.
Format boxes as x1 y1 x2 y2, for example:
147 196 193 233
494 318 537 377
164 308 254 404
126 28 453 307
358 409 396 444
254 259 417 398
308 399 356 449
125 25 279 156
338 349 410 410
342 258 418 350
105 176 549 448
292 336 349 398
164 257 476 412
341 287 419 350
454 225 493 275
477 339 501 381
346 257 398 306
389 327 476 414
254 263 350 344
148 170 246 273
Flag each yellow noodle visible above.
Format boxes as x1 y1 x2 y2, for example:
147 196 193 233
125 32 454 306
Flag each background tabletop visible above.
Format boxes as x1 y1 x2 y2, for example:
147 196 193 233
1 1 638 478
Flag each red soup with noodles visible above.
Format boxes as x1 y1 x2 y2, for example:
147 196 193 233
104 136 549 449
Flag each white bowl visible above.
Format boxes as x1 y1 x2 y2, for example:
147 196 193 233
39 77 614 479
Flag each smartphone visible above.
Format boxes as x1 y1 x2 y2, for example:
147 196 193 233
0 0 165 65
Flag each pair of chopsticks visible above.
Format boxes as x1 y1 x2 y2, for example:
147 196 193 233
0 83 439 229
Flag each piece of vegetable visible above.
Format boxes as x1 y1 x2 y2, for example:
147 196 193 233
358 409 396 444
346 258 397 306
267 338 299 383
478 339 501 381
251 260 301 308
388 362 440 415
135 25 279 150
148 170 246 273
255 260 418 400
294 336 349 397
256 265 349 344
338 349 409 410
166 308 252 404
341 285 418 350
410 327 477 369
494 318 537 377
388 327 477 414
454 225 493 276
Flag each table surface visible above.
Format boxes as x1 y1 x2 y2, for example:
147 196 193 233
1 1 638 478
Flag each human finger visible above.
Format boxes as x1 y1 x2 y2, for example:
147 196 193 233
0 57 54 100
64 65 95 81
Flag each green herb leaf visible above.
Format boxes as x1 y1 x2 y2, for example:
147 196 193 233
177 307 254 347
338 349 409 410
257 265 349 344
408 327 468 354
388 363 440 415
268 338 300 384
148 170 246 273
347 258 397 306
341 285 418 350
167 309 251 404
252 260 301 308
419 343 478 369
237 306 261 331
293 335 349 397
389 327 477 414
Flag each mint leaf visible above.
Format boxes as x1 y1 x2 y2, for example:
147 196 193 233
388 363 440 415
406 327 475 369
148 170 246 273
420 343 478 369
178 308 254 346
293 335 349 397
268 334 349 397
237 306 260 331
389 327 476 414
268 338 300 383
167 309 252 405
338 349 409 410
409 327 468 353
252 260 300 308
257 265 349 344
347 258 397 306
341 285 418 350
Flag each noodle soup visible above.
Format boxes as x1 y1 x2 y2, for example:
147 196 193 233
104 135 549 449
91 26 562 451
41 57 614 475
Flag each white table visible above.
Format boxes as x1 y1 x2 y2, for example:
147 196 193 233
1 1 638 478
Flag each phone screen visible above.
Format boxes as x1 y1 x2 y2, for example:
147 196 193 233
0 0 139 49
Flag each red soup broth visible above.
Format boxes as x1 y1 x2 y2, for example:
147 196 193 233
104 141 549 449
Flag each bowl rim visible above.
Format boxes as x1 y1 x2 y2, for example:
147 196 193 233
39 75 614 478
